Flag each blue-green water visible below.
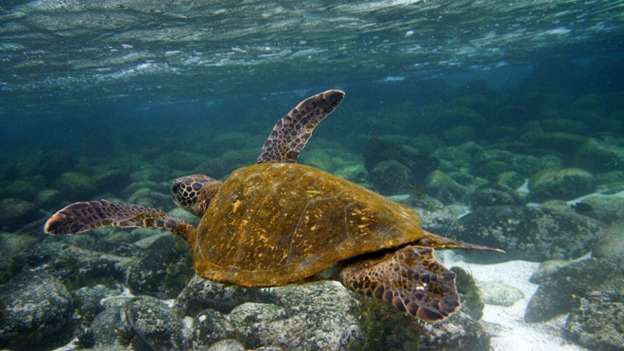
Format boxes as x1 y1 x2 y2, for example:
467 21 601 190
1 1 624 350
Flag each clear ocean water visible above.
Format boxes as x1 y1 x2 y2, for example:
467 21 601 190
1 1 623 350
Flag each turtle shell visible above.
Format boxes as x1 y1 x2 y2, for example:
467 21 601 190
191 162 424 287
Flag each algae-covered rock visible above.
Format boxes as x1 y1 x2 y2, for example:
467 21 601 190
497 171 526 189
369 160 413 195
478 281 524 307
451 266 484 320
564 292 624 351
452 205 603 262
127 235 193 299
595 171 624 193
0 270 73 348
529 168 595 202
435 107 487 127
426 170 469 204
300 148 336 172
176 275 261 315
524 257 623 323
120 296 185 351
191 308 240 349
443 126 477 145
469 186 524 209
577 195 624 224
575 138 624 172
361 138 438 182
154 151 208 172
208 339 246 351
228 302 289 349
53 171 96 201
36 188 62 208
0 198 39 231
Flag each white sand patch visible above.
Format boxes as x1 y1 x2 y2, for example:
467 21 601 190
440 252 588 351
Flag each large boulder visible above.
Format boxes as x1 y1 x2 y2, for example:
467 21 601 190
0 270 73 349
0 198 39 232
529 168 595 202
119 296 185 351
451 205 603 262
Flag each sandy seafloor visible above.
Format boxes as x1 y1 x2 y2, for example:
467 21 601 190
446 255 586 351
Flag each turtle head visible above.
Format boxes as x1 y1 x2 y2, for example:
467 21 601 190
171 175 222 217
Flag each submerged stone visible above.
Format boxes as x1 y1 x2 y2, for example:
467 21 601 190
451 205 603 262
529 168 595 202
0 270 73 348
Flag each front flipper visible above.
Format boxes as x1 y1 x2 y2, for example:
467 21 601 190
256 89 345 164
44 199 196 243
339 245 460 322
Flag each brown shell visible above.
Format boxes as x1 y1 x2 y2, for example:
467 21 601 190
190 163 424 287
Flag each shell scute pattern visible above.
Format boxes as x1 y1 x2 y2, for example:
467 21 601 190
192 163 425 287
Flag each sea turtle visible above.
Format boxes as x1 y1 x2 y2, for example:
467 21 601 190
45 90 501 321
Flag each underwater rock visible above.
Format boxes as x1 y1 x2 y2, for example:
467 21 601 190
418 311 490 351
477 281 524 307
577 195 624 225
261 281 359 351
189 308 240 350
36 188 62 208
92 169 131 195
72 284 121 321
193 157 228 180
119 296 185 351
53 171 97 201
89 296 134 348
468 185 524 209
127 187 171 209
591 221 624 263
524 257 623 323
451 266 484 321
426 170 469 204
434 106 487 129
5 178 42 201
522 131 587 157
220 148 261 174
300 148 336 172
223 281 359 351
496 171 526 190
416 203 469 235
362 138 438 183
154 151 209 173
0 270 73 347
25 239 131 279
0 198 39 232
30 151 76 184
529 168 595 202
525 118 590 135
595 170 624 193
176 274 261 315
575 138 624 172
443 125 477 145
126 234 193 299
228 302 290 349
369 160 413 195
333 164 370 187
208 338 246 351
451 205 603 262
564 291 624 351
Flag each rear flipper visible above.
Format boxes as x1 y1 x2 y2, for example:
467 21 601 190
339 245 460 321
44 199 196 242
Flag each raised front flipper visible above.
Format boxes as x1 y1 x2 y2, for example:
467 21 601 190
339 245 460 322
44 199 196 243
256 90 345 164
